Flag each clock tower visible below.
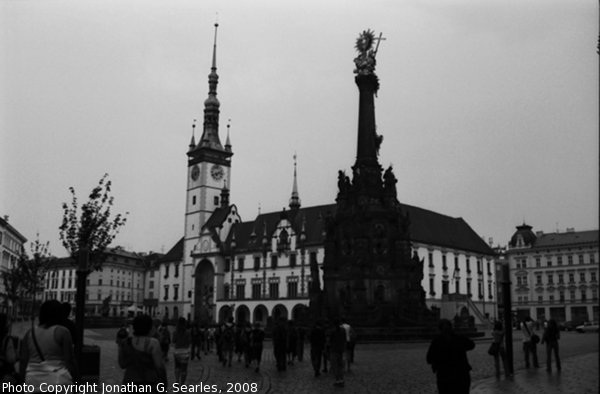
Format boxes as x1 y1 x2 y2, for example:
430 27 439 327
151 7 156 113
185 23 233 244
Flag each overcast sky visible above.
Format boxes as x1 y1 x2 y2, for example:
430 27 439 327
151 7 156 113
1 0 598 257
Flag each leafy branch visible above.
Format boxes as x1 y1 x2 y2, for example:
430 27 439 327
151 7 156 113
59 173 128 271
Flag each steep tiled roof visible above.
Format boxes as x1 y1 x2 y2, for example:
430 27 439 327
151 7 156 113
215 202 494 256
533 230 598 249
159 237 184 263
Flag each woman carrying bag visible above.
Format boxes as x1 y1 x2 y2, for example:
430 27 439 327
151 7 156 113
489 321 510 378
19 300 76 390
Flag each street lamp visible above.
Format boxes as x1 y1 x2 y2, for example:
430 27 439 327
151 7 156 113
230 232 237 301
262 223 268 299
299 216 307 296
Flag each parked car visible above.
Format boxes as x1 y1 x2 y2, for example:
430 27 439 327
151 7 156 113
575 321 599 333
559 320 584 331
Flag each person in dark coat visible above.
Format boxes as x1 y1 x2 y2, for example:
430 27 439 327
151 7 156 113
249 322 265 373
329 318 346 387
541 319 561 372
272 318 288 372
309 321 326 377
286 320 298 366
190 322 202 360
426 319 475 394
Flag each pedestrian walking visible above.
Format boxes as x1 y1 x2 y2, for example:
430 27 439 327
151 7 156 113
190 322 202 360
541 319 561 372
521 317 539 368
489 321 510 378
158 322 171 362
0 313 19 384
220 318 235 367
118 314 167 392
249 322 265 373
172 317 192 384
309 321 326 377
286 320 298 366
426 318 475 394
272 317 288 372
341 320 355 372
241 323 252 368
329 318 347 387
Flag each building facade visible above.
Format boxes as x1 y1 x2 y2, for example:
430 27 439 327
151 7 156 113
0 215 27 314
44 247 147 317
506 224 599 324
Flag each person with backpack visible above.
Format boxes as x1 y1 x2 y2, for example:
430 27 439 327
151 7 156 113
172 317 192 384
309 320 326 377
541 319 561 372
220 318 235 367
119 314 167 391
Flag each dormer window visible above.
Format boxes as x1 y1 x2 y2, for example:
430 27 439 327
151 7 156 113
277 229 290 254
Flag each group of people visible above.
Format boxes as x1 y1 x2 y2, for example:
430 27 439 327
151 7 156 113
426 316 563 394
0 300 78 388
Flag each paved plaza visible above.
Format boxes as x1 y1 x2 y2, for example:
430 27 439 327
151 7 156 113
76 327 597 394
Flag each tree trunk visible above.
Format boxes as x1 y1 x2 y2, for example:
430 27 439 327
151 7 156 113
75 247 90 362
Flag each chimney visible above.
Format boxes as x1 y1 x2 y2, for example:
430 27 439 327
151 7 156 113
3 215 8 222
566 227 575 233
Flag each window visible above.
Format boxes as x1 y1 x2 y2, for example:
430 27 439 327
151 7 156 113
486 261 491 275
254 257 261 271
192 195 196 205
570 290 576 300
287 281 298 298
466 259 471 273
590 253 596 264
174 263 179 278
428 252 434 268
223 284 230 300
442 255 447 270
591 272 597 282
557 274 563 284
536 257 541 267
488 282 492 298
467 279 472 296
214 196 219 206
478 282 484 299
289 253 297 268
455 280 460 293
442 280 449 295
236 283 245 300
173 285 179 300
547 257 552 267
164 264 169 279
536 275 542 285
224 258 230 272
271 255 278 269
581 290 587 302
568 273 574 283
580 272 586 282
149 291 154 299
454 256 459 271
579 255 584 264
592 289 598 300
269 282 279 299
252 283 261 299
567 255 573 265
547 274 553 284
238 257 244 272
149 281 154 289
163 285 169 300
559 291 565 302
477 260 483 274
429 278 435 296
538 295 543 302
110 279 113 286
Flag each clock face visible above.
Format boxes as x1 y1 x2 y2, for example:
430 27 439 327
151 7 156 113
191 165 200 181
210 164 224 181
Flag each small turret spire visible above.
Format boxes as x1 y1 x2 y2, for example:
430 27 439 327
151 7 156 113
225 119 232 151
289 153 301 210
220 179 230 207
188 119 197 151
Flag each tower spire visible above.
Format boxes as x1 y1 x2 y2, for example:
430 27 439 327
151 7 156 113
289 153 301 210
198 22 223 150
